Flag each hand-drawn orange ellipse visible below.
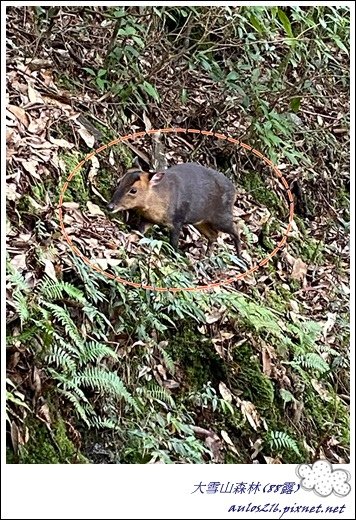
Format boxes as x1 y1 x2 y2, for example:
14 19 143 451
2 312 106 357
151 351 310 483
58 128 294 293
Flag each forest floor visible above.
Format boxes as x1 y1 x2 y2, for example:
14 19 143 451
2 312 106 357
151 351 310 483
6 6 350 464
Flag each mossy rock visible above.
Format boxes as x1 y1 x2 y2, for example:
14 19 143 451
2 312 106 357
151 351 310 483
94 145 134 201
167 328 227 391
241 171 285 216
58 152 89 206
58 146 135 209
8 415 88 464
304 390 349 452
231 342 276 416
299 237 324 265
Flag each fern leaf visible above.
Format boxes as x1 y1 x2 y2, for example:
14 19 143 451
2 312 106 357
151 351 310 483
7 263 29 292
58 389 92 427
39 277 86 303
296 353 329 374
88 416 120 429
79 342 119 365
42 302 84 349
269 430 301 457
76 367 137 409
140 387 175 408
12 292 30 323
6 326 38 345
45 344 77 372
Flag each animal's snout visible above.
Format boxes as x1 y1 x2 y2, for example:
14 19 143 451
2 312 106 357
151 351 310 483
107 202 115 212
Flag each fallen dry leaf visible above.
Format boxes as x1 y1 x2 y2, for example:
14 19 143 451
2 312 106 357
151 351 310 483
87 201 106 217
62 202 80 209
10 422 21 455
31 367 42 401
21 159 40 178
36 399 52 429
291 258 308 282
49 136 74 149
156 364 167 380
212 339 224 358
251 438 263 459
322 312 337 338
219 381 233 403
206 309 225 324
6 128 15 142
77 125 95 148
264 456 283 464
88 155 100 182
205 432 223 463
311 379 332 401
221 430 235 447
6 183 20 201
92 259 122 270
262 346 272 376
163 379 180 390
27 83 39 104
11 254 27 270
43 259 58 282
236 398 261 431
7 104 29 127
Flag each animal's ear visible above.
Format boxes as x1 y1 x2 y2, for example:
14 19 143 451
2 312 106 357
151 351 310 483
148 171 165 186
132 156 141 169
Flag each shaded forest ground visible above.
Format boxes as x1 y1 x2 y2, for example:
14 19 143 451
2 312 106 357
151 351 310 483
6 6 350 464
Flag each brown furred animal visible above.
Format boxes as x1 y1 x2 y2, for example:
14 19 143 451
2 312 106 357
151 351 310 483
107 162 241 256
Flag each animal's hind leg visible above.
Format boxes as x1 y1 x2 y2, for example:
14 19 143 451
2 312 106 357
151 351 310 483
216 221 242 257
195 223 218 257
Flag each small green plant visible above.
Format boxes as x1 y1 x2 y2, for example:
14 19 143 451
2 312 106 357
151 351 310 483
189 382 235 416
266 430 302 458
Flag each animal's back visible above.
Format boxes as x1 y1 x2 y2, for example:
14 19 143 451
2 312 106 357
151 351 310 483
161 163 236 223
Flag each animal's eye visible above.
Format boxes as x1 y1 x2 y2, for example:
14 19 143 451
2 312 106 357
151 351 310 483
129 187 137 194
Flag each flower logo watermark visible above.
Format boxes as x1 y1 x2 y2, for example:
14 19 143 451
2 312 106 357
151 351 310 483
296 460 351 498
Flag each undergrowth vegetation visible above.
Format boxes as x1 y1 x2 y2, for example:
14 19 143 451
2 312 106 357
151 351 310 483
6 6 349 464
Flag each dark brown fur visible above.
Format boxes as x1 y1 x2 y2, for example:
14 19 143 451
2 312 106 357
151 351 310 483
107 163 241 256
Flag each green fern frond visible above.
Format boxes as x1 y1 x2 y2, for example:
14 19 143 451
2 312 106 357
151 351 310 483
141 387 175 408
82 304 113 331
225 293 289 342
88 416 120 429
76 367 137 409
78 342 119 365
288 320 322 352
52 332 82 358
37 278 64 301
70 253 108 303
60 282 86 302
39 277 86 303
156 345 175 375
47 369 89 401
7 263 29 292
45 344 77 372
268 430 301 457
12 292 30 324
33 316 55 347
319 344 340 357
58 389 94 427
295 353 329 374
6 326 38 345
280 389 297 405
42 302 84 349
298 321 322 349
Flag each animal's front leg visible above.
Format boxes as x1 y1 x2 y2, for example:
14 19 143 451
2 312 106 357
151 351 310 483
169 222 183 250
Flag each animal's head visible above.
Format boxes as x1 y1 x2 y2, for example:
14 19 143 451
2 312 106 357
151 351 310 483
106 167 166 213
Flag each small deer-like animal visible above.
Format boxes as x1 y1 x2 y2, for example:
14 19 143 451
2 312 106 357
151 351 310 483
107 162 242 256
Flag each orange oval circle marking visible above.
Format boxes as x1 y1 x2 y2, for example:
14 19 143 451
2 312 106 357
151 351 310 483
58 128 294 292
